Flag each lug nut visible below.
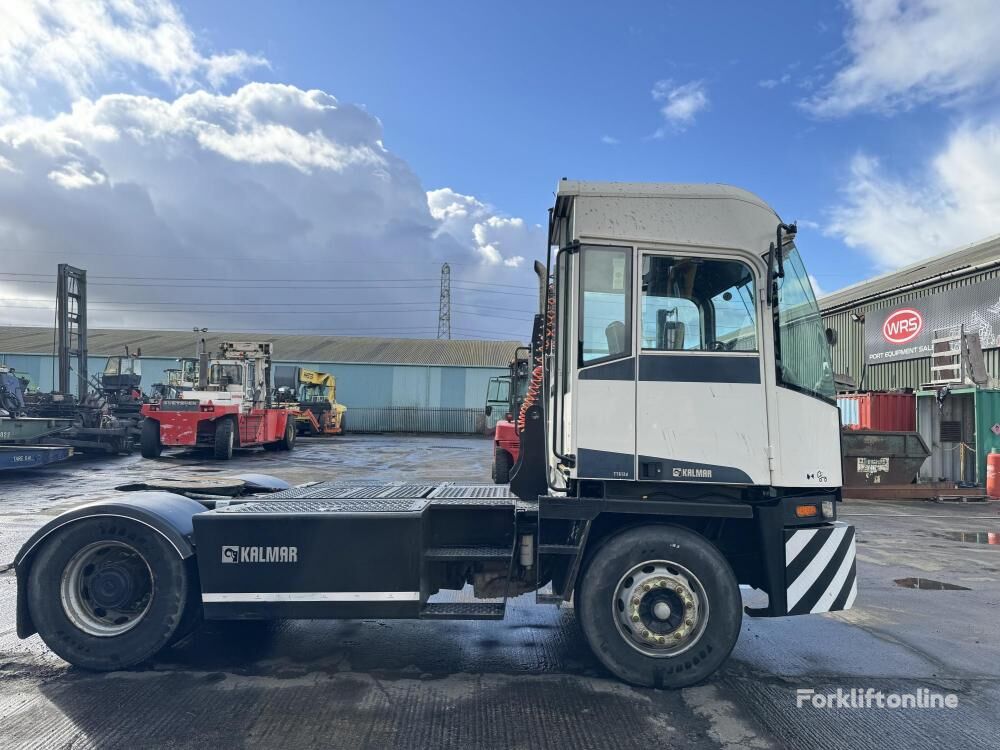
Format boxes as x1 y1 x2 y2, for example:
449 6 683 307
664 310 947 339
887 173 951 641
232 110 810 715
685 619 693 627
631 614 640 622
643 584 651 591
642 630 650 638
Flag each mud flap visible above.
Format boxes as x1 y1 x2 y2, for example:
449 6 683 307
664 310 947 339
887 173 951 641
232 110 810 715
509 403 546 502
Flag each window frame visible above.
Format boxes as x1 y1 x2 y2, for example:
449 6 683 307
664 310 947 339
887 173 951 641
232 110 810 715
577 245 634 368
638 250 761 356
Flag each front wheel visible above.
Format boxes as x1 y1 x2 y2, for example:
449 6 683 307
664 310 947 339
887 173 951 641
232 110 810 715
26 518 194 670
139 419 161 458
576 524 741 688
276 417 296 451
493 447 512 484
213 418 235 460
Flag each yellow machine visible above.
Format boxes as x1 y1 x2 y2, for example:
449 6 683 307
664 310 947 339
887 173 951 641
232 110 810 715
273 366 347 435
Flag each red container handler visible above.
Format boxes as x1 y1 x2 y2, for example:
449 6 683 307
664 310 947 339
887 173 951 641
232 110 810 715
841 392 916 432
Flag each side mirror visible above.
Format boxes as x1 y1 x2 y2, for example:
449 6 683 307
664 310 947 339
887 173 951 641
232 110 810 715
485 405 493 417
825 328 838 346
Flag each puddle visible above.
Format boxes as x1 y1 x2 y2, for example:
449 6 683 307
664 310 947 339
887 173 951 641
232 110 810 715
894 577 971 590
931 531 1000 546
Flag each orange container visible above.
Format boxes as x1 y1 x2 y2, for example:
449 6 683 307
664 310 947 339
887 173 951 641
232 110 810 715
840 392 916 431
987 451 1000 499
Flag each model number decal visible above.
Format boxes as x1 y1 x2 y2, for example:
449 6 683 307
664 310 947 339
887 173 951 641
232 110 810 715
222 545 298 563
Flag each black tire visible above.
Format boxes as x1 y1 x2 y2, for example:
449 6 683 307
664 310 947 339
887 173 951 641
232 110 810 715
26 517 192 670
493 447 512 484
167 558 203 646
213 418 235 460
278 417 296 451
576 524 741 689
139 419 161 458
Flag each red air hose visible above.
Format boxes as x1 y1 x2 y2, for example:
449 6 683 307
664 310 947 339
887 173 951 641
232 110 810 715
517 284 555 432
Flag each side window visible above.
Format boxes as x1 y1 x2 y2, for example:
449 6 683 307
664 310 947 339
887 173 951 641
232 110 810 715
641 255 757 352
580 247 632 365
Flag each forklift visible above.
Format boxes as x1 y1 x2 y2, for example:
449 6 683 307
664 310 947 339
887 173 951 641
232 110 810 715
273 366 347 435
13 182 855 688
140 342 296 459
484 346 531 482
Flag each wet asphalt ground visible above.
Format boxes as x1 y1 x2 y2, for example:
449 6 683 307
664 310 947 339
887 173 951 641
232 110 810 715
1 434 999 749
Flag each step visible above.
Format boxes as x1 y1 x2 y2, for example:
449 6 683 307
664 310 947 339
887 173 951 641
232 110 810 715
425 546 511 560
419 602 506 620
537 544 580 555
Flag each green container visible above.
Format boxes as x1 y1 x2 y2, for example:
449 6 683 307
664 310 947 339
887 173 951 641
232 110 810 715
916 387 1000 485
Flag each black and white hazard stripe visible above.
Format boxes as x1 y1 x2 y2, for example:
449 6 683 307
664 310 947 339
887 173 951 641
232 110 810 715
784 521 857 615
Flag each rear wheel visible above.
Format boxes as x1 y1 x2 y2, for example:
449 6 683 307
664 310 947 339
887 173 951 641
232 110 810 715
139 419 161 458
26 518 192 670
493 447 512 484
576 525 741 688
213 418 234 460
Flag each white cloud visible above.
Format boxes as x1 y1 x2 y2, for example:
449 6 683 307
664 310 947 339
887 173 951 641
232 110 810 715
600 135 620 145
804 0 1000 116
808 274 825 298
0 2 540 337
651 79 708 134
428 188 539 268
0 0 267 116
827 122 1000 269
758 74 791 89
47 160 107 189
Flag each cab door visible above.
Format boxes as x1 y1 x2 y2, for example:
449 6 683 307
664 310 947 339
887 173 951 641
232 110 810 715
572 245 637 480
634 250 770 485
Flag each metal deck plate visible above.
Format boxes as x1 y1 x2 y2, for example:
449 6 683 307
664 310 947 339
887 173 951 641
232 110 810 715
218 498 429 513
427 484 516 499
264 481 432 500
343 484 437 499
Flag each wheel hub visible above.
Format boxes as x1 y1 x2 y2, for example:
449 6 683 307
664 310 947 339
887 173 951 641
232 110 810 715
89 565 135 609
60 541 154 637
613 561 709 657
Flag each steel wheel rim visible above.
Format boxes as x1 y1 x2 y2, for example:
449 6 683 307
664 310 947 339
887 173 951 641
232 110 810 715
612 559 709 657
60 541 154 637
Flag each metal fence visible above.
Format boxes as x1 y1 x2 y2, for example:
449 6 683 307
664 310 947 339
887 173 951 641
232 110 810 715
346 407 494 435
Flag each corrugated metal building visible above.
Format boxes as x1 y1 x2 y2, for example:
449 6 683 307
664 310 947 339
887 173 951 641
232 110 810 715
0 327 521 434
820 233 1000 391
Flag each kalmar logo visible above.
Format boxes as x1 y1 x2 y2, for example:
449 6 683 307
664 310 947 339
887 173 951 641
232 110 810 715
882 308 923 344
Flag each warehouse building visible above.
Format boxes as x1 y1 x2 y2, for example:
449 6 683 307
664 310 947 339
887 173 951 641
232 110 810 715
821 234 1000 486
821 233 1000 391
0 327 520 434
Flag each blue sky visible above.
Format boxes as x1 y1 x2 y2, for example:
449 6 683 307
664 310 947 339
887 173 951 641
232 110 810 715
179 0 998 296
2 0 1000 337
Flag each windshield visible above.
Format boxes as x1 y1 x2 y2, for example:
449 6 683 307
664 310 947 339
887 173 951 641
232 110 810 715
209 364 242 386
773 243 835 402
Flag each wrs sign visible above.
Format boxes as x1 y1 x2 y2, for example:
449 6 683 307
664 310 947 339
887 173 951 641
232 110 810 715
881 308 923 345
864 278 1000 364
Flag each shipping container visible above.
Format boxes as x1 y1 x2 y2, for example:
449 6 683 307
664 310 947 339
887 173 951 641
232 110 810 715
838 392 916 431
916 387 1000 485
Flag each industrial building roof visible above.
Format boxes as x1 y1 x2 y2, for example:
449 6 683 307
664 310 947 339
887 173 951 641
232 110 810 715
819 232 1000 313
0 327 523 368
